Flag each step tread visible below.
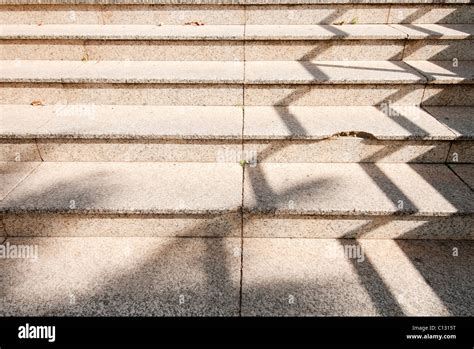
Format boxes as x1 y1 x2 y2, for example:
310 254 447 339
2 237 472 316
0 236 241 316
405 60 474 84
449 164 474 190
424 106 474 140
390 24 474 39
0 60 244 84
245 60 427 84
244 163 474 215
0 162 39 200
0 105 243 139
2 162 473 216
243 106 458 140
0 162 243 214
2 105 468 140
242 238 474 316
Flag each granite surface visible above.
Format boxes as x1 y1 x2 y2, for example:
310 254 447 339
243 163 474 215
0 237 241 316
242 238 474 316
0 162 243 214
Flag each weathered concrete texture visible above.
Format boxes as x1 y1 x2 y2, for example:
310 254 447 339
244 106 456 140
0 105 243 139
0 5 246 25
0 237 241 316
245 61 426 84
242 239 474 316
0 60 244 84
243 215 474 239
3 212 242 237
0 162 243 214
243 163 474 215
245 84 425 106
0 40 244 61
0 161 39 200
244 139 451 163
0 83 243 105
35 140 242 162
424 107 474 140
392 24 474 39
406 60 474 84
245 40 405 61
449 164 474 190
0 24 245 40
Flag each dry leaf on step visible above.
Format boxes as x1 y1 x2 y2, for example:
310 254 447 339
31 100 44 106
185 21 204 26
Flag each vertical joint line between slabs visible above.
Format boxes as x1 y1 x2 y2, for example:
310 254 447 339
238 4 248 317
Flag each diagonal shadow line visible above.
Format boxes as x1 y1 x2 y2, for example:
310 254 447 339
339 239 406 316
4 5 469 318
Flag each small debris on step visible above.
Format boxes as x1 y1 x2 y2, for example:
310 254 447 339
349 17 358 24
30 100 44 106
185 21 205 26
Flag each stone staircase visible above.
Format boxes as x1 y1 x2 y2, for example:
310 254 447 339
0 0 473 316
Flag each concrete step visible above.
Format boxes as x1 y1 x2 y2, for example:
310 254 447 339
1 24 471 61
1 105 472 163
243 163 474 239
1 162 473 238
1 60 471 106
243 106 473 163
0 237 472 316
245 24 473 61
244 60 472 106
0 105 243 162
0 162 243 237
449 164 474 190
241 238 474 316
425 106 474 163
1 1 472 25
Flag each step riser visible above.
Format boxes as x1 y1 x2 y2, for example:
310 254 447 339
2 84 472 106
0 40 244 61
3 40 471 61
1 4 472 25
0 140 242 162
2 213 472 239
1 213 242 237
246 85 474 106
0 83 243 106
247 5 474 25
1 140 471 163
247 40 473 61
244 215 474 239
2 140 472 163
